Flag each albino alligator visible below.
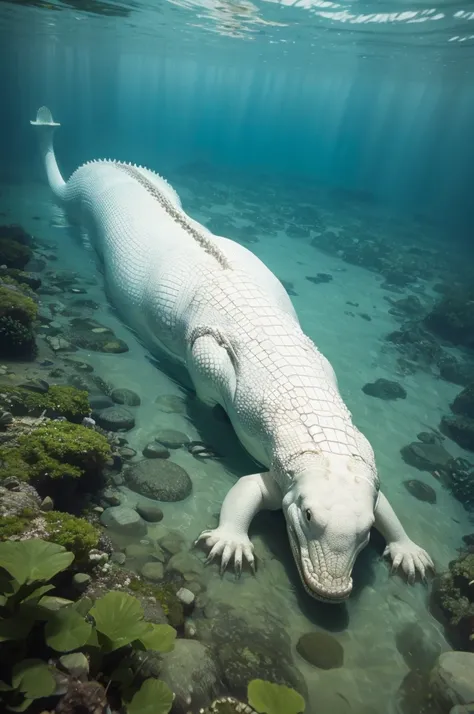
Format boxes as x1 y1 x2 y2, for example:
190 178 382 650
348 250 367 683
32 106 433 602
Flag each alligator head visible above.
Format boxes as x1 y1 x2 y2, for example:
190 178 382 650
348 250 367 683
282 451 379 602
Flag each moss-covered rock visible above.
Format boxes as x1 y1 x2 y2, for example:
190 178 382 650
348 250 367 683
44 510 100 559
424 287 474 349
434 553 474 652
0 507 37 541
128 577 184 629
0 420 110 484
0 284 38 358
0 237 32 270
0 385 90 422
440 415 474 452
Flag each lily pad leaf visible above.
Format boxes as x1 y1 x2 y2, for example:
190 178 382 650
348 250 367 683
0 540 74 586
12 659 56 699
45 607 92 652
139 624 176 653
90 592 149 651
126 678 174 714
22 584 55 603
247 679 305 714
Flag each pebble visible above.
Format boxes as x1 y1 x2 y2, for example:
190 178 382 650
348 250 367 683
119 446 137 460
111 551 126 565
154 429 190 449
40 496 54 512
136 504 164 523
111 388 141 407
96 406 136 432
141 562 164 582
72 573 91 592
143 443 170 459
177 587 195 611
100 506 147 537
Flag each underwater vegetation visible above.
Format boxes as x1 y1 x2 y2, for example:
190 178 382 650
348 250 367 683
432 552 474 653
0 538 303 714
0 385 91 422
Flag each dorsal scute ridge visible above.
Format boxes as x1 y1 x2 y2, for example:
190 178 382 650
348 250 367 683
113 162 230 269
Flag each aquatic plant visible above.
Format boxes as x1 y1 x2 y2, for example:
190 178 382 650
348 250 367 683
0 507 37 541
436 552 474 651
44 510 100 559
128 576 184 629
0 285 38 359
248 679 305 714
424 287 474 349
0 420 110 483
0 237 32 270
0 385 90 422
0 538 176 713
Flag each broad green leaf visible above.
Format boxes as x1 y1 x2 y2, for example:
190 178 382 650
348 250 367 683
0 541 74 586
44 607 92 653
0 594 7 607
12 660 56 699
38 596 74 613
22 585 55 604
75 597 93 617
0 615 35 643
126 678 174 714
139 624 176 653
86 627 100 648
90 592 149 651
6 697 33 712
247 680 305 714
0 680 13 691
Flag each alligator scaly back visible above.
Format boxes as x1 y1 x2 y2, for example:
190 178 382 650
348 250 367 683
114 161 231 269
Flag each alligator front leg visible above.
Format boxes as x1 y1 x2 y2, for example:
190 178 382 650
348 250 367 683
195 471 281 575
375 492 434 582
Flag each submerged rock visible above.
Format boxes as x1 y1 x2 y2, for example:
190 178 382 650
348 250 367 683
136 504 164 523
126 459 192 501
306 273 333 285
429 652 474 710
100 506 147 537
111 388 141 407
141 561 164 582
155 640 221 714
362 378 407 400
142 442 170 459
155 429 190 449
440 416 474 452
95 406 135 432
154 393 188 415
400 442 452 472
296 632 344 670
451 384 474 420
403 480 437 504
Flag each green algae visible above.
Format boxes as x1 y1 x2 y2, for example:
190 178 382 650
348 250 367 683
0 420 110 483
44 510 100 559
128 577 184 629
0 385 90 422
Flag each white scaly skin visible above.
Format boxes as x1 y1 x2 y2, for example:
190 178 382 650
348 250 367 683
32 107 434 602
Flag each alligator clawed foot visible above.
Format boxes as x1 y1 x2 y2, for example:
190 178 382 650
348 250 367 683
195 526 255 575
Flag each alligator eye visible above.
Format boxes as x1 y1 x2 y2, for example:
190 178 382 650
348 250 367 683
305 509 311 522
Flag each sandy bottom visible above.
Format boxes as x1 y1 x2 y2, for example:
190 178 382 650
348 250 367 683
1 175 471 714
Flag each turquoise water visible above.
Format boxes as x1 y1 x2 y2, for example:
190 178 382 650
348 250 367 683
1 1 474 712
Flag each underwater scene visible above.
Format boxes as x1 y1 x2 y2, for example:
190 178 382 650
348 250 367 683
1 0 474 713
